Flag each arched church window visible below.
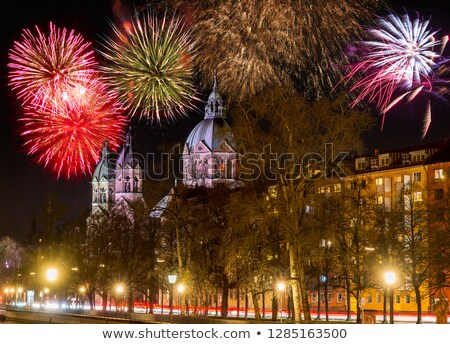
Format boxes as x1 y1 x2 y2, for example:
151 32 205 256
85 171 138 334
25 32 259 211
124 176 131 192
134 177 139 192
227 159 233 179
100 187 106 203
193 159 198 178
109 188 114 202
214 159 224 179
197 160 205 178
94 188 98 203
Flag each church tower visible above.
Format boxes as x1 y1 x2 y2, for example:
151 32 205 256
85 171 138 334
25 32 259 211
89 127 145 222
182 78 239 188
90 141 116 214
114 128 144 204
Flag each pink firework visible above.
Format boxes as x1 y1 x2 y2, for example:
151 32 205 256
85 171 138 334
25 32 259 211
20 81 127 179
8 22 97 109
339 12 448 136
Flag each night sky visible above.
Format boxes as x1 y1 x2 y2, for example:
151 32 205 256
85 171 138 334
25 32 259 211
0 0 449 242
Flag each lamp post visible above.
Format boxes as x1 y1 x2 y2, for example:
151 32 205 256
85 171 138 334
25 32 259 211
79 286 86 309
45 268 58 306
384 272 396 324
115 284 124 311
277 282 286 322
177 284 185 315
168 274 177 316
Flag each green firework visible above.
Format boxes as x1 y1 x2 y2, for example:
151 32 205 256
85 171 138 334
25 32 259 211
99 9 198 123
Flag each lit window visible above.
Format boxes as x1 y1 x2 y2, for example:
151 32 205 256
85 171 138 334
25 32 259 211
413 191 423 202
318 186 326 194
376 178 383 186
395 175 402 183
334 183 342 193
413 172 421 182
377 195 384 205
434 168 444 179
367 294 372 304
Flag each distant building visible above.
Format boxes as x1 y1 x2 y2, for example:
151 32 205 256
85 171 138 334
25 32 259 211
88 128 146 224
310 139 450 318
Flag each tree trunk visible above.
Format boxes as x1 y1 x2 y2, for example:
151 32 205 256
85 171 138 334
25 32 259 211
222 282 229 319
127 288 133 313
204 292 209 317
346 277 352 321
272 294 278 321
251 290 261 321
236 288 240 318
414 284 422 324
289 246 302 323
262 290 266 318
298 258 312 322
245 289 249 319
102 290 108 311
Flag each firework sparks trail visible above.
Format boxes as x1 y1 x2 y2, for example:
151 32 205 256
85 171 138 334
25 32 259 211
154 0 384 101
20 80 127 179
8 22 97 109
99 8 198 123
339 12 449 137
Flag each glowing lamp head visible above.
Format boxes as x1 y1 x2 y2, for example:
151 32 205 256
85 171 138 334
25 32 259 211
177 284 185 293
277 282 286 292
168 274 177 285
46 268 58 282
384 271 396 285
116 285 124 294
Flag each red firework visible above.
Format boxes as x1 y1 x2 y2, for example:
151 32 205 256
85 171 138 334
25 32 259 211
8 22 97 108
20 81 127 179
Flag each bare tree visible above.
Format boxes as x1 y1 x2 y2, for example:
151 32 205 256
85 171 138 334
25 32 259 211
231 87 372 322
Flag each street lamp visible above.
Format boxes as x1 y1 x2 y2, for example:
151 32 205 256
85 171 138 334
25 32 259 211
177 284 185 315
79 286 86 309
168 274 177 315
384 272 396 324
277 281 286 322
46 268 58 282
116 284 124 311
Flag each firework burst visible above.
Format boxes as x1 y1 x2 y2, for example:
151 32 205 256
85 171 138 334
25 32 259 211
20 81 127 179
99 8 198 123
339 12 449 137
8 22 97 108
154 0 384 101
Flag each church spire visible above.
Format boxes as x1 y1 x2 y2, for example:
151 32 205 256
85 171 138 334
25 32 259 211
125 126 132 146
204 76 224 119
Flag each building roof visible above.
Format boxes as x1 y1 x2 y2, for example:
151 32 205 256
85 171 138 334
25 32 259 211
92 141 116 181
117 128 142 169
184 78 236 152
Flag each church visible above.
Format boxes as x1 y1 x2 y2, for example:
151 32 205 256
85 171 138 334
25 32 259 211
88 78 241 221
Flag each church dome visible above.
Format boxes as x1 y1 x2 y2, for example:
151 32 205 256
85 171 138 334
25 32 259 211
185 118 236 152
184 77 236 153
92 141 116 181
